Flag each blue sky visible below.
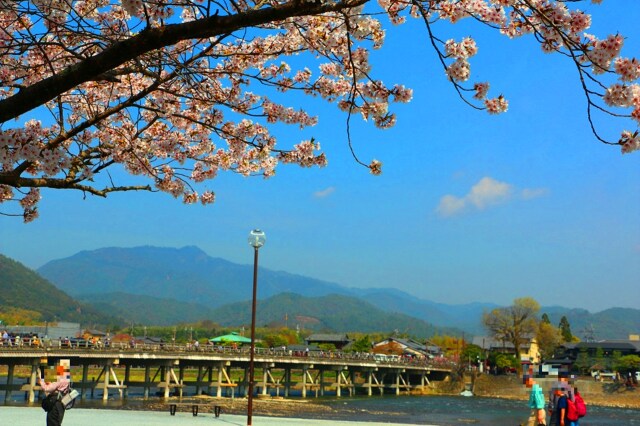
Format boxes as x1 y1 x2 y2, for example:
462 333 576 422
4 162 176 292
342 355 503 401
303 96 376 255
2 2 639 312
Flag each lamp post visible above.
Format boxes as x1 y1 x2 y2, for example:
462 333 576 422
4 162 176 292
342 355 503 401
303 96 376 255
247 229 266 426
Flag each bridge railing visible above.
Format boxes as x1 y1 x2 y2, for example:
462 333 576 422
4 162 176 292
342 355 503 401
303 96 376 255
0 339 456 370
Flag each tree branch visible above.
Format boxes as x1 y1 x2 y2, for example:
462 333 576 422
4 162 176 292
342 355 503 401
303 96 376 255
0 0 369 124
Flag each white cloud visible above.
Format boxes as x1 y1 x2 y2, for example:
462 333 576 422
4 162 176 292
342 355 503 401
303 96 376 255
436 177 547 217
521 187 548 200
313 186 335 198
467 177 513 209
436 195 466 217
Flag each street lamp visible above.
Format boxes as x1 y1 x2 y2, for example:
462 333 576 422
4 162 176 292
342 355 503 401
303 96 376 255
247 229 266 426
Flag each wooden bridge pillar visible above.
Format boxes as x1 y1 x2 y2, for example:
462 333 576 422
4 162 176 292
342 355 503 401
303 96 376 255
284 368 291 397
261 365 269 396
301 367 307 398
124 364 131 398
243 366 249 397
207 366 213 395
217 364 224 397
81 364 89 400
143 365 151 399
102 364 110 400
159 362 182 398
422 372 430 389
27 362 39 403
195 366 203 395
5 363 14 402
349 370 355 397
96 360 126 401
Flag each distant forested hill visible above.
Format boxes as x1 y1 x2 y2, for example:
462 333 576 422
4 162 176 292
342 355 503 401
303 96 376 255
210 292 467 338
76 291 463 337
76 292 217 326
540 307 640 341
0 254 117 326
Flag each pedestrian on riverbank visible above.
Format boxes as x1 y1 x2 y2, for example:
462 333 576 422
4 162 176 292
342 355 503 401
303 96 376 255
548 386 570 426
526 377 546 426
567 387 586 426
39 374 69 426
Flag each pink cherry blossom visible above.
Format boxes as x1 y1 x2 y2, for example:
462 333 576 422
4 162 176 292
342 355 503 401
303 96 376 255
484 96 509 114
369 159 382 176
615 58 640 82
620 131 640 154
0 0 637 220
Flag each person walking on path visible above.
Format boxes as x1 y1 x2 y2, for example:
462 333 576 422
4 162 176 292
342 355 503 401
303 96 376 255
549 387 569 426
526 378 546 426
39 375 69 426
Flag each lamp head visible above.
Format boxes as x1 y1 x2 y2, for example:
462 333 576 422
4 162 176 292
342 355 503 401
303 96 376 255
248 229 266 248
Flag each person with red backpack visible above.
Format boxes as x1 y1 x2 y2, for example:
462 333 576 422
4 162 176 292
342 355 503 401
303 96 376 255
570 388 587 426
566 387 587 426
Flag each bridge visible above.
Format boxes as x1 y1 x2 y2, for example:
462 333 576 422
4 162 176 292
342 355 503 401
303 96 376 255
0 344 454 403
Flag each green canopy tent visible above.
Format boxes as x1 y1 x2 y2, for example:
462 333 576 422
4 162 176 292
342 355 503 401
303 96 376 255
209 332 252 344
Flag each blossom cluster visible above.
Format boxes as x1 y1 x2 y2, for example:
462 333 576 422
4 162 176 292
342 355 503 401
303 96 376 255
279 139 327 168
473 82 490 100
444 38 477 82
614 58 640 83
620 131 640 154
445 38 477 59
586 34 624 74
484 96 509 115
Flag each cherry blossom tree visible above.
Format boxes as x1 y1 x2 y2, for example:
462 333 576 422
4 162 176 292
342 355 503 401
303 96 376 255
0 0 638 222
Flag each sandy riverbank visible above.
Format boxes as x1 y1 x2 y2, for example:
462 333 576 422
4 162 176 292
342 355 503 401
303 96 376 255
143 395 335 418
123 374 639 419
469 374 640 409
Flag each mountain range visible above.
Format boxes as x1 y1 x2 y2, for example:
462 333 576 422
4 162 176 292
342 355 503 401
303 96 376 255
1 246 637 339
36 246 490 334
33 246 640 339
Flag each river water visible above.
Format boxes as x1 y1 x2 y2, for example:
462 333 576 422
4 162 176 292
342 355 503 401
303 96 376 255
315 395 640 425
4 393 639 425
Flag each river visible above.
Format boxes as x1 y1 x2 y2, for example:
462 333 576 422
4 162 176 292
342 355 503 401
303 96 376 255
4 393 639 425
315 394 640 425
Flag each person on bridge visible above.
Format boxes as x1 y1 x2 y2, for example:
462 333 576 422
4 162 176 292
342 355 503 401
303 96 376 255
39 375 69 426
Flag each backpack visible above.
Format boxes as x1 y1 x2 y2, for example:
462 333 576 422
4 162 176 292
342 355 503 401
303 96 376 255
60 387 79 409
566 396 579 421
574 393 587 418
